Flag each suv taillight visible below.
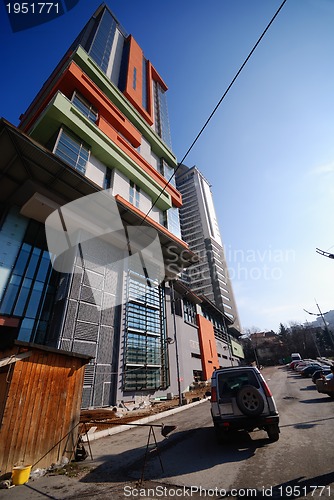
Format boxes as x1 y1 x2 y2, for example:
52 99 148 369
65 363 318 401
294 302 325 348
261 379 272 397
211 386 217 402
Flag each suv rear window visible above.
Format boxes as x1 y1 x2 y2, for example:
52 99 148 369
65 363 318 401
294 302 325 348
217 370 260 398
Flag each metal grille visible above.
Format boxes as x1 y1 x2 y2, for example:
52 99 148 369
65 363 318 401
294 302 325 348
73 340 97 357
77 302 99 323
81 387 92 409
84 364 95 385
60 339 71 351
80 284 102 306
75 321 99 342
83 270 103 290
97 326 114 363
62 300 78 338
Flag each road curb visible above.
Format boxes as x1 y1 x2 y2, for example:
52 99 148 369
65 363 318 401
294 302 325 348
82 398 208 441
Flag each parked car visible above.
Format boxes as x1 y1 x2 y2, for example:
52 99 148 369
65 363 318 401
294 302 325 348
300 364 328 377
288 360 302 370
291 353 302 362
316 372 334 398
210 366 279 442
295 361 313 372
312 368 331 384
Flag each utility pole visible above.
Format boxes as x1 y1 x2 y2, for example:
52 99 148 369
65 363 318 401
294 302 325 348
304 301 334 349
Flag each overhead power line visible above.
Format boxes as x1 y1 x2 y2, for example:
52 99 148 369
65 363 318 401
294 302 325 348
141 0 288 224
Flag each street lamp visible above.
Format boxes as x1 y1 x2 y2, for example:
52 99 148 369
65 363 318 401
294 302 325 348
316 248 334 259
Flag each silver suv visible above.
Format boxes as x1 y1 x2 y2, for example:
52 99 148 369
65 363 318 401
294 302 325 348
210 366 279 442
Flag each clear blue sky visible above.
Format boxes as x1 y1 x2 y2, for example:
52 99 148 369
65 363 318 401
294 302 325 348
1 0 334 333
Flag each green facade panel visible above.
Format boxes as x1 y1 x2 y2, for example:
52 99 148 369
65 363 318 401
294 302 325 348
72 47 177 168
30 92 172 211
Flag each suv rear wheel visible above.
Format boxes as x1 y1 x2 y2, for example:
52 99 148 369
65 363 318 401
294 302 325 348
266 423 280 441
236 385 264 416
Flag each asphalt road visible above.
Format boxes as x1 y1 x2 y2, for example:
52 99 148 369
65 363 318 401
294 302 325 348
2 365 334 499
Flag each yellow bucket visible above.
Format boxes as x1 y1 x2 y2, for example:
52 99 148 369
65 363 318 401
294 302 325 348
11 465 32 485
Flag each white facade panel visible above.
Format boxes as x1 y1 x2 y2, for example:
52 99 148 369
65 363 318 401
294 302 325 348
150 151 160 172
139 136 152 165
150 204 161 224
85 154 106 187
112 169 130 200
138 188 152 215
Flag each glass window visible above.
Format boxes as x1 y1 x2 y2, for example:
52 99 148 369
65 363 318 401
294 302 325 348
14 277 32 316
0 275 22 314
54 129 90 174
123 272 167 391
25 247 41 279
72 92 98 123
161 160 176 187
167 207 181 239
104 168 112 190
154 81 172 149
142 58 148 111
129 180 140 208
18 318 35 342
36 251 51 282
183 298 197 325
25 281 44 318
88 9 117 74
13 244 31 275
0 219 56 343
159 210 167 228
133 67 137 90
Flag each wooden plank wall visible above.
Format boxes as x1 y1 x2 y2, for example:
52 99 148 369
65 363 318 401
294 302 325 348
0 347 86 474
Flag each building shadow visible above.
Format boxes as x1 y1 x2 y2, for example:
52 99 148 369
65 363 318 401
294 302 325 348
78 426 271 484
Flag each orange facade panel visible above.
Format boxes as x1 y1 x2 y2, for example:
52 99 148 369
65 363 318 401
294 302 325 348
124 36 154 126
0 316 20 327
19 61 182 207
197 314 220 380
65 62 142 148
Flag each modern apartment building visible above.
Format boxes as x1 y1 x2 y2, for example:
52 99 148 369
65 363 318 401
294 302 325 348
176 164 241 332
0 4 243 409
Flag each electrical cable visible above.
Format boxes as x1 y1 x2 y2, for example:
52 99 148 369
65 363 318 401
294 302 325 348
140 0 288 224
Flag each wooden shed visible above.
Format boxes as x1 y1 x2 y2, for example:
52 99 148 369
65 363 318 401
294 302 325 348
0 340 91 475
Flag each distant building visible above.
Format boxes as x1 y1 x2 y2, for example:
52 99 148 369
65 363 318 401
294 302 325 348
176 164 240 332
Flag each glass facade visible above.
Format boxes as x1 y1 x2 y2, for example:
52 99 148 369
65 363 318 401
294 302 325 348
123 271 168 391
88 8 117 74
167 207 181 239
54 129 90 174
0 206 28 301
0 215 58 343
154 81 172 149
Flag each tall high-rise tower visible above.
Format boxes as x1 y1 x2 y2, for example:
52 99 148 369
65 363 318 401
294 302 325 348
176 164 240 332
